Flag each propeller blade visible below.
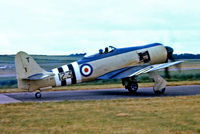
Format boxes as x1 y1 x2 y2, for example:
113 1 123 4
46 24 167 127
164 46 182 79
165 46 175 62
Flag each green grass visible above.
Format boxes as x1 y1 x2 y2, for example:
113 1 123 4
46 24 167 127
0 96 200 134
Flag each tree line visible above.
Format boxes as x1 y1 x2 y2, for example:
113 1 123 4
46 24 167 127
173 54 200 59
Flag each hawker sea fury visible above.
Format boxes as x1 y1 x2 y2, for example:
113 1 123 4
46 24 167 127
15 43 183 98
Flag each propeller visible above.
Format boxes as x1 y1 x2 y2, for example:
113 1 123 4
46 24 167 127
164 46 181 79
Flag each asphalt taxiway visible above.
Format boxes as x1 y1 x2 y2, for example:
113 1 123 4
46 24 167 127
0 85 200 104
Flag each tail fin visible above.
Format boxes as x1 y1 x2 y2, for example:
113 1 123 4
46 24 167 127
15 51 55 90
15 51 46 79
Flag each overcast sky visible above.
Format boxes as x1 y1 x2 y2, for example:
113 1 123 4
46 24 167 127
0 0 200 55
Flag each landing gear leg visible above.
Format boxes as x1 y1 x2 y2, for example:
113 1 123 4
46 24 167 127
35 90 42 99
149 71 167 95
122 77 138 94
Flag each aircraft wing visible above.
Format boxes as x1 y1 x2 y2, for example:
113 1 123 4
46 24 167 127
23 72 55 80
97 61 183 79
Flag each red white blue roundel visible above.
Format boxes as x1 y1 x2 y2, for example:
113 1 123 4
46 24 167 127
80 64 93 77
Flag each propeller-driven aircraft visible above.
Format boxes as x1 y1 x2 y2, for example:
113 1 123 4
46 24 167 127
15 43 183 98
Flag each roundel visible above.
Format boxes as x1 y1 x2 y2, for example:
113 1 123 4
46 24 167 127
80 64 93 77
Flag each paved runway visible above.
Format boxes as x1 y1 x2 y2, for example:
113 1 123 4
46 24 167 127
0 85 200 104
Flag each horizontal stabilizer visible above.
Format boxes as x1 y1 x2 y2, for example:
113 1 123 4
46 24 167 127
24 72 55 80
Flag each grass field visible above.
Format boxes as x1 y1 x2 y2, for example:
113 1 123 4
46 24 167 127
0 95 200 134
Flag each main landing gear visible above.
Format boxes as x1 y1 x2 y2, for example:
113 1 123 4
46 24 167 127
122 75 166 95
149 71 167 95
122 77 138 94
35 90 42 99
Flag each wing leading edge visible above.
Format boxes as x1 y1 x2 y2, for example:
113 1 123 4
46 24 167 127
97 61 183 80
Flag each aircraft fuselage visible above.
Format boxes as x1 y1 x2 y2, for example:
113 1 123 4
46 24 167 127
50 43 167 88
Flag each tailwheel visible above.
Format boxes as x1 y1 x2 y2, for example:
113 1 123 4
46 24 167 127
154 88 166 95
126 82 138 94
35 92 42 98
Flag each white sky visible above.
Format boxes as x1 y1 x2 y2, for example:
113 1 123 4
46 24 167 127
0 0 200 55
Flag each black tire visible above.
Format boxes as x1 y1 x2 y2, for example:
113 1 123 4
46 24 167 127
35 92 41 98
154 88 166 95
126 83 138 94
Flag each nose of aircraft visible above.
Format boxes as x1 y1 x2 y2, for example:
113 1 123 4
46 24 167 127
165 46 175 61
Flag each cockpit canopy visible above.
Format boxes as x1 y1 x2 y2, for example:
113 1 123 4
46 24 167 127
81 46 117 60
99 46 116 54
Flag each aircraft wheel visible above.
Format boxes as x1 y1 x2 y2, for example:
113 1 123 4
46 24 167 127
154 88 166 95
126 83 138 94
35 92 42 99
